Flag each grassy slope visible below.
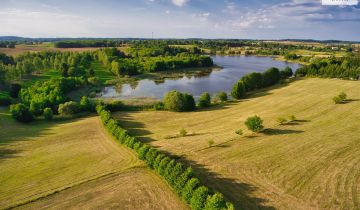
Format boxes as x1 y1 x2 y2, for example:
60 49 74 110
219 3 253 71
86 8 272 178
115 78 360 210
0 109 187 210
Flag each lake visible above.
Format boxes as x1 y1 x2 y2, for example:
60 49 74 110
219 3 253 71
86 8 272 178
99 56 301 100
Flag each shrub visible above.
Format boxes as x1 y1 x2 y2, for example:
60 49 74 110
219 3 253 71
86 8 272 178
333 92 347 104
153 101 165 110
245 115 264 132
182 178 201 202
262 67 280 87
333 96 342 104
158 157 171 175
169 162 185 186
80 96 93 112
138 144 150 160
163 90 195 112
190 186 210 210
179 128 188 137
280 67 293 79
145 148 159 168
164 159 176 181
216 92 228 102
208 140 214 148
100 110 111 124
241 72 263 91
175 167 194 194
231 80 246 99
235 129 243 135
198 92 211 107
289 115 296 122
58 101 80 115
10 83 21 98
153 154 165 170
204 192 227 210
43 108 53 120
133 141 143 152
29 101 43 116
10 103 33 123
183 93 196 111
164 90 185 112
0 95 11 106
339 92 347 101
277 117 287 125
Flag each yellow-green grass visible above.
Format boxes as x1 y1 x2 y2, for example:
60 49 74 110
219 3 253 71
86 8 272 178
0 108 187 209
18 168 188 210
91 61 116 84
115 78 360 210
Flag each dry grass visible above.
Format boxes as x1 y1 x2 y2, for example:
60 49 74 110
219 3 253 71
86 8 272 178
17 168 188 210
115 78 360 210
0 110 187 209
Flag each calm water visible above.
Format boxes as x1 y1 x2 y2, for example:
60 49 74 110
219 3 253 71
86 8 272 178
100 56 301 100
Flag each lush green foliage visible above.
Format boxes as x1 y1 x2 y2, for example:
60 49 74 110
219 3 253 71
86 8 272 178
333 92 347 104
216 92 228 102
295 56 360 79
19 77 84 115
198 92 211 107
9 103 33 123
80 96 94 112
231 80 246 99
96 105 233 210
43 107 53 120
58 101 80 115
163 90 196 112
245 115 264 132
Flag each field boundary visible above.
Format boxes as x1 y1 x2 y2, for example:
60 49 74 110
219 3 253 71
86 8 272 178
96 105 235 210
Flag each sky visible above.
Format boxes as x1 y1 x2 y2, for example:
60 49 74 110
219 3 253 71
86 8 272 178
0 0 359 41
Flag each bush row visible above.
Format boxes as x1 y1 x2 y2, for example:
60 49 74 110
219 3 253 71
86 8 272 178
231 67 292 99
96 105 234 210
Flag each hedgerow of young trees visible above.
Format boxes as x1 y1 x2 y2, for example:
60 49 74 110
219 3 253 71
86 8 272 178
96 105 234 210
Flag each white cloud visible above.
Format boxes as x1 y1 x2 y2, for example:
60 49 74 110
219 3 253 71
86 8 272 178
193 12 210 22
171 0 189 7
165 10 171 14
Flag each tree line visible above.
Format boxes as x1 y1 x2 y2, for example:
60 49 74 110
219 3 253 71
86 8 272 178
295 55 360 80
97 104 234 210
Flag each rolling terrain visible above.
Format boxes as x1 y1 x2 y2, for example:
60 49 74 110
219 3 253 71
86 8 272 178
0 109 187 210
115 78 360 210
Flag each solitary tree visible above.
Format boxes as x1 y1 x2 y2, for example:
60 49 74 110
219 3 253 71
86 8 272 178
245 115 264 132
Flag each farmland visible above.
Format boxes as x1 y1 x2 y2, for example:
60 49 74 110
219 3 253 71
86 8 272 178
115 78 360 210
0 108 187 209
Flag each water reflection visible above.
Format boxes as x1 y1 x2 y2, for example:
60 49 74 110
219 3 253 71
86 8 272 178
100 56 301 100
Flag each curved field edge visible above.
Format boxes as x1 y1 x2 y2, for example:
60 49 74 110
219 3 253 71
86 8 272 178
115 78 360 210
0 110 187 210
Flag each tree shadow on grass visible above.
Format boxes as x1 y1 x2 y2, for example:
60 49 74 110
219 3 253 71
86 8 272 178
0 111 90 161
163 152 277 210
342 99 360 104
262 128 304 136
114 112 156 143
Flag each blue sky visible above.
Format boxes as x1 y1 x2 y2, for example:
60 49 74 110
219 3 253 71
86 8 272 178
0 0 359 41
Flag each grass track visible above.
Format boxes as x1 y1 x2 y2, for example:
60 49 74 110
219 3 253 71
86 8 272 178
115 78 360 210
0 108 187 210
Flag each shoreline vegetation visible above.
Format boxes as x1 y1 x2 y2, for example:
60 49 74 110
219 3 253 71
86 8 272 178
1 38 359 209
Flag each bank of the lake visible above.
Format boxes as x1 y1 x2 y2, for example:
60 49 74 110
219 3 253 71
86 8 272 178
99 56 301 100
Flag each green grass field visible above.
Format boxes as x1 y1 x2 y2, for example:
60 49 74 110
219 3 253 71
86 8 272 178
91 61 116 84
0 108 187 209
115 78 360 210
